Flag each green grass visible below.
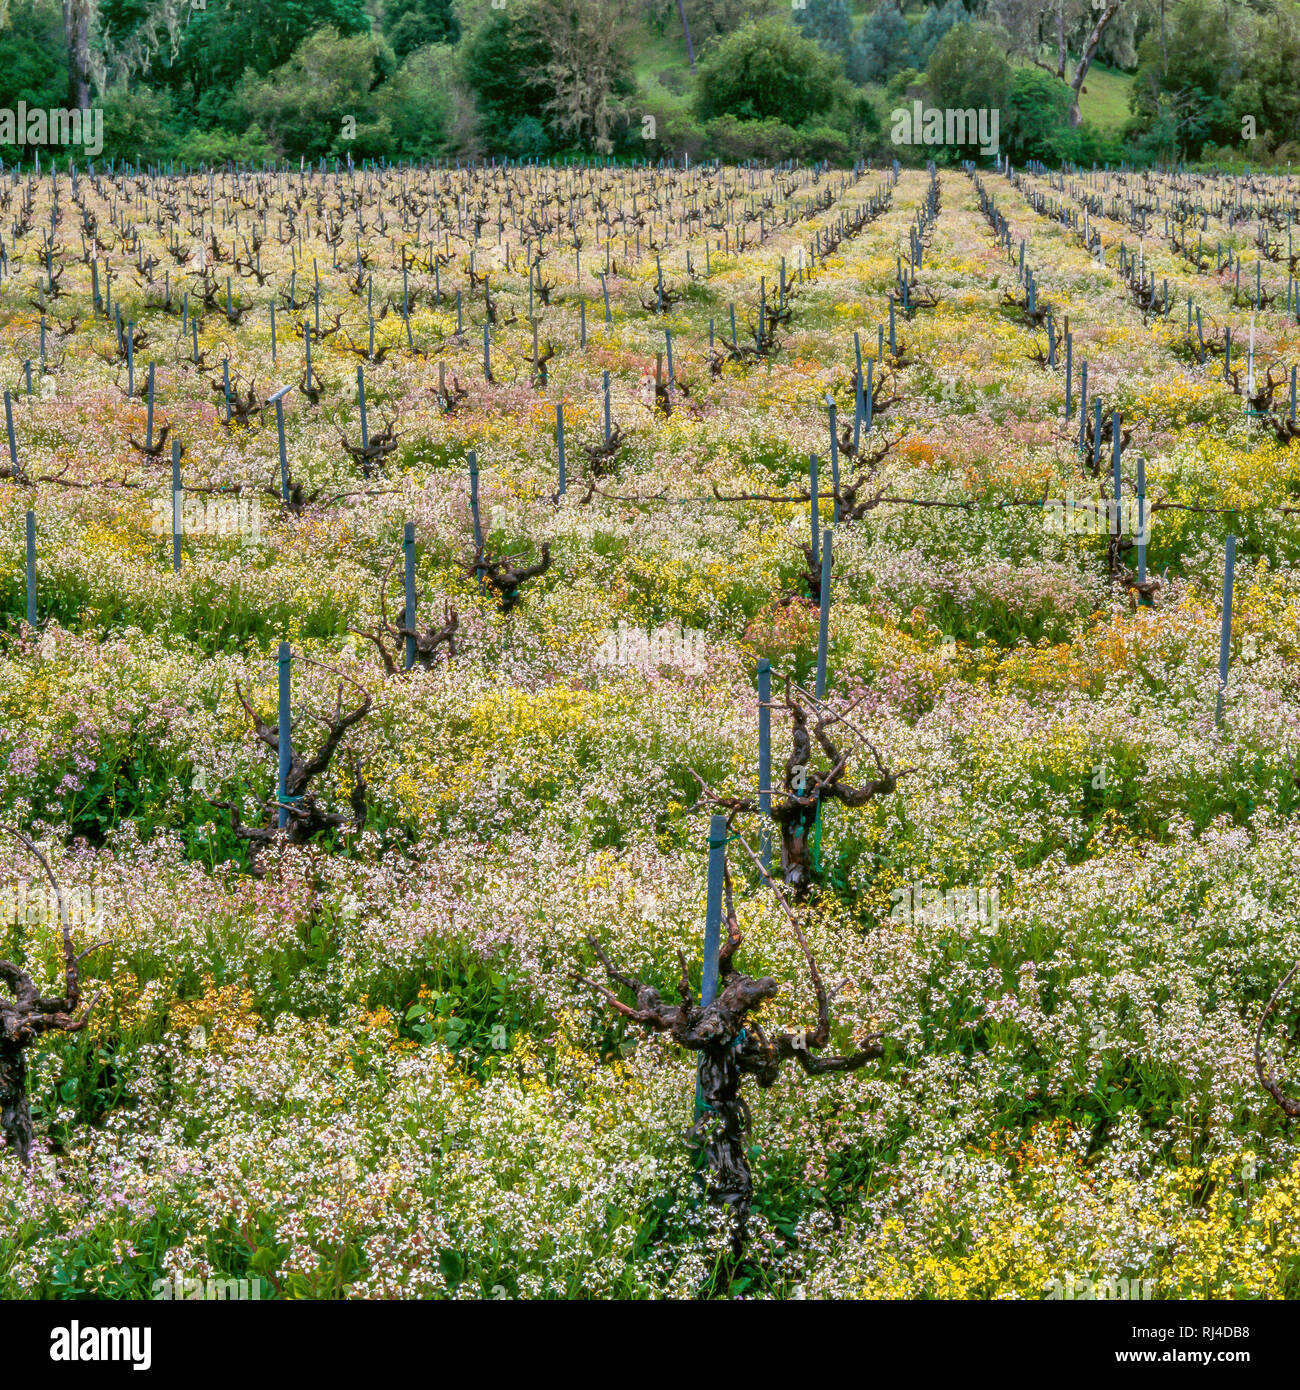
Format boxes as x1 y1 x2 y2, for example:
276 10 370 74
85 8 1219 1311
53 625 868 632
632 24 695 116
1075 62 1133 134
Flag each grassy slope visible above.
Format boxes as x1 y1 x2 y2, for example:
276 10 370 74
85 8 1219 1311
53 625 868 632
1075 62 1133 134
632 25 694 119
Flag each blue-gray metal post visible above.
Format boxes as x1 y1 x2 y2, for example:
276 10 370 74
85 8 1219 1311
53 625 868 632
4 389 17 474
1111 410 1122 535
469 450 484 593
815 529 832 700
269 385 291 502
826 396 840 521
277 642 292 829
469 451 483 550
1136 454 1147 596
25 510 36 627
809 454 819 572
171 439 183 572
1216 534 1235 726
1064 333 1072 419
757 659 772 871
701 813 726 1008
694 810 728 1120
556 401 566 498
403 522 417 670
1078 359 1088 450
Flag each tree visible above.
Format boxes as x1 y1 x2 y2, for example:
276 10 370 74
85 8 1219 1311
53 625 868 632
909 0 965 71
0 0 66 117
460 4 553 151
926 21 1013 114
1003 64 1070 159
795 0 863 81
170 0 372 105
987 0 1127 127
690 0 763 40
857 1 911 85
239 26 396 160
1128 0 1300 154
60 0 90 106
694 17 843 128
377 41 457 159
94 0 192 93
643 0 765 47
678 0 695 71
383 0 458 60
1250 7 1300 150
460 0 634 155
531 0 634 154
1127 0 1240 157
96 83 178 163
1095 0 1139 71
1063 1 1118 126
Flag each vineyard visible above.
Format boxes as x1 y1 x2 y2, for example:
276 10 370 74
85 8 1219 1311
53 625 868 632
3 155 1300 1301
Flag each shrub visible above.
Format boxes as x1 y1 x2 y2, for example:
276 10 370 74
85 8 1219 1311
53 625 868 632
704 115 803 164
171 125 276 168
96 85 179 166
376 43 456 161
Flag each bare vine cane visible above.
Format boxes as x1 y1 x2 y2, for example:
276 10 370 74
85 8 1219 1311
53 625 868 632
690 677 914 898
1255 960 1300 1119
214 658 373 875
350 551 458 676
467 543 551 614
0 827 105 1165
572 831 886 1259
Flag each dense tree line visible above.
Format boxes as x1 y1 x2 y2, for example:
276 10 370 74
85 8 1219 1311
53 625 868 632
0 0 1295 167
